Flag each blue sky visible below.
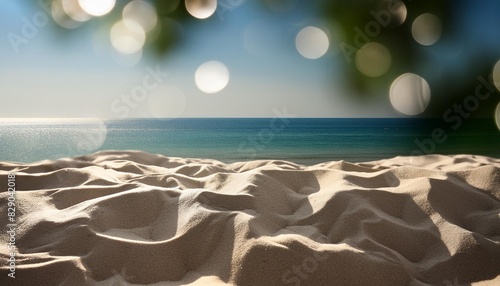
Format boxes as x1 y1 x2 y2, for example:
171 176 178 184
1 1 500 118
0 0 394 118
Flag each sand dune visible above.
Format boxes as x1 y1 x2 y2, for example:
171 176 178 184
1 151 499 285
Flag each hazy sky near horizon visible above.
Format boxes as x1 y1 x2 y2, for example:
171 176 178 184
1 1 499 119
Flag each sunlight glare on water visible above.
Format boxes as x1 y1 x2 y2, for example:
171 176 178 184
0 119 108 161
390 73 431 116
185 0 217 19
72 119 108 154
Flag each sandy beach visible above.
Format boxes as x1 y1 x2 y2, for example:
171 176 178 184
1 151 499 285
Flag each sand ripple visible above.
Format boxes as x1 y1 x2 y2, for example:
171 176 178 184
1 151 499 285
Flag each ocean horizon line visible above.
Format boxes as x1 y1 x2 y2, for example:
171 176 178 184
1 116 494 120
1 117 498 164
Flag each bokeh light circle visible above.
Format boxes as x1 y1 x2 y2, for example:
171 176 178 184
51 1 82 29
376 0 407 28
76 119 107 153
296 26 330 59
123 1 158 33
63 0 91 22
390 73 431 116
355 42 391 77
78 0 115 16
195 61 230 94
185 0 217 19
148 85 186 118
493 60 500 92
495 102 500 131
412 13 442 46
110 20 146 54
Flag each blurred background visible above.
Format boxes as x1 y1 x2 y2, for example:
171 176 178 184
0 0 500 121
0 0 499 163
0 0 498 120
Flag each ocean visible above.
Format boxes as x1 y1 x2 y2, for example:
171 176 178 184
1 118 499 164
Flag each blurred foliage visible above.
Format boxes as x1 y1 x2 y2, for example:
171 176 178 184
323 0 449 95
323 0 500 118
148 0 189 55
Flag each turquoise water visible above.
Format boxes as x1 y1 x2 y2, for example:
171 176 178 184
1 118 498 164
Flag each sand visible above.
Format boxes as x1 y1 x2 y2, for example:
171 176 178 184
0 151 499 285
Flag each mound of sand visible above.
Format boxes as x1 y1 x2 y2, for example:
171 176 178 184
1 151 499 285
